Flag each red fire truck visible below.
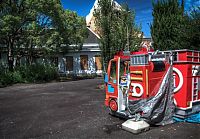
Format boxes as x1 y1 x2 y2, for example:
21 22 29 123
104 48 200 119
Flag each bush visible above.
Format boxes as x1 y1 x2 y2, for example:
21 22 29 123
0 63 58 87
0 64 12 87
12 71 24 83
0 71 13 87
16 64 58 82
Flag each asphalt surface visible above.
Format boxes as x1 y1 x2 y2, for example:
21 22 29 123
0 78 200 139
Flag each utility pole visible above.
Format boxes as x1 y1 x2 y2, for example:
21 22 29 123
126 24 129 51
118 10 131 51
126 10 131 51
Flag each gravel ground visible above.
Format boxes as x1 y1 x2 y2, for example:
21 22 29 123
0 78 199 139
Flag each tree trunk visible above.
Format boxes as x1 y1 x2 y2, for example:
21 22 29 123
7 39 14 71
29 40 33 65
181 0 184 15
16 54 21 67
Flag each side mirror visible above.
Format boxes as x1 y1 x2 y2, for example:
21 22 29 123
104 73 108 83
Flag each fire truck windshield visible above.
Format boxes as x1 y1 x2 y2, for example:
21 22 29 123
109 60 117 84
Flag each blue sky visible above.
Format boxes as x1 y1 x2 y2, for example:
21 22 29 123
61 0 200 37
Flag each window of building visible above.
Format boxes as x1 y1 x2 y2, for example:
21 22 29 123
80 55 88 70
95 55 102 70
66 56 73 71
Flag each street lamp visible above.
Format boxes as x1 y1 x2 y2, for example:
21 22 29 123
126 24 129 51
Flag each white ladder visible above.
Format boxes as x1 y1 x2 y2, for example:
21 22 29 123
193 77 199 101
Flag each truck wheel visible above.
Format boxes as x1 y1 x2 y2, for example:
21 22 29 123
109 108 116 116
109 99 118 115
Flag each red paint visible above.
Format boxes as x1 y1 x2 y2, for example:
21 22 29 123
105 49 200 115
109 99 118 112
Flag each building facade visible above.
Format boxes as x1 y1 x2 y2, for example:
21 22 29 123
58 27 103 76
0 0 152 77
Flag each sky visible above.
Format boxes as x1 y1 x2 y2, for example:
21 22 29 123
61 0 200 37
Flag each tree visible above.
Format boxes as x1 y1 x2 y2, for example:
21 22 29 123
113 4 142 52
25 9 87 60
151 0 189 50
94 0 142 70
181 0 184 14
0 0 88 70
188 6 200 50
0 0 60 70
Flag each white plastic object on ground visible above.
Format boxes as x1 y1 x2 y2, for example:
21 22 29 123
122 119 150 134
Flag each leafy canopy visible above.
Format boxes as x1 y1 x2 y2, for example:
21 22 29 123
94 0 142 70
151 0 200 51
0 0 87 70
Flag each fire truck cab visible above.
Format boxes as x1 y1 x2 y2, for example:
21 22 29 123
104 49 200 118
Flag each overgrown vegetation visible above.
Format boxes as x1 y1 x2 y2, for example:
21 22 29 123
0 63 57 87
94 0 142 70
0 0 88 71
151 0 200 50
0 0 88 86
188 6 200 50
